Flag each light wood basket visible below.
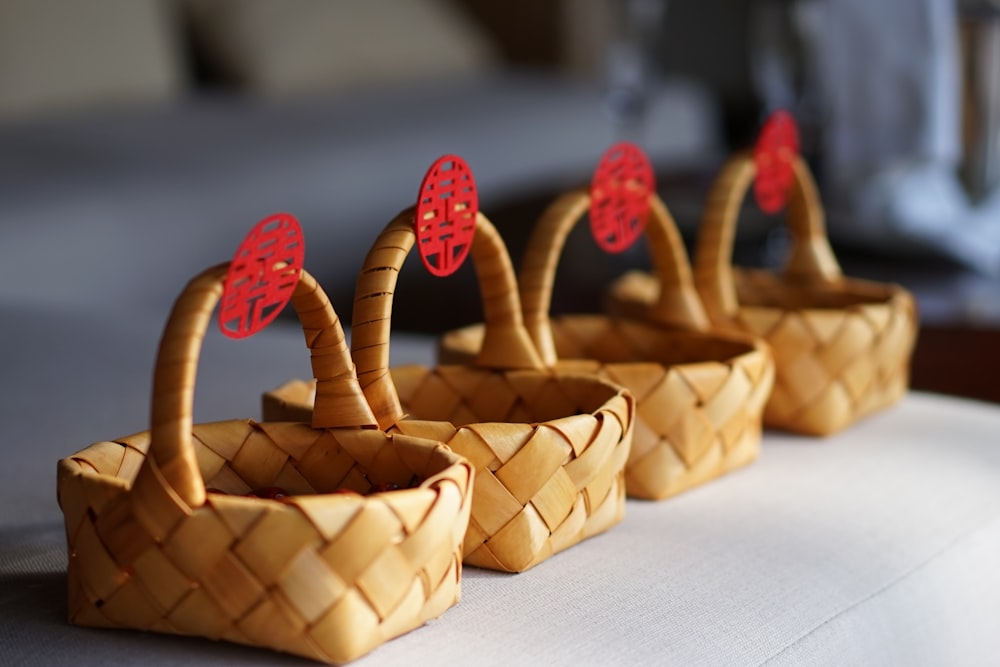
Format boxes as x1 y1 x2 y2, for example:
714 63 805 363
57 266 473 664
606 151 918 436
264 211 634 573
438 189 774 500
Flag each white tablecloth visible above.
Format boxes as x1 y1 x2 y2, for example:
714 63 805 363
3 304 999 666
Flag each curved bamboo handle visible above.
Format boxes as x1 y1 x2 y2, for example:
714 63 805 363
519 188 710 366
694 150 842 323
352 207 543 430
294 272 380 431
138 265 376 510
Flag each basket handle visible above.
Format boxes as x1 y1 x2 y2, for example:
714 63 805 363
519 188 711 366
693 150 842 323
352 207 543 430
137 265 377 512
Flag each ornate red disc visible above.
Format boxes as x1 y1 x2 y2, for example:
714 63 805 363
415 155 478 277
753 110 800 214
219 212 305 339
589 142 655 254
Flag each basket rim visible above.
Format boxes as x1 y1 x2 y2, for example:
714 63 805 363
58 419 471 501
440 316 771 368
731 266 914 312
610 267 913 315
267 366 633 427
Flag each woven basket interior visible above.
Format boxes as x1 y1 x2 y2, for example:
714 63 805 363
549 315 758 365
391 366 624 426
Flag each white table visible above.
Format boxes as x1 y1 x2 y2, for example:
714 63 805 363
3 304 999 666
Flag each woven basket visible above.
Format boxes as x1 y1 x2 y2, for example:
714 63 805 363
438 189 774 500
57 265 473 664
265 210 634 573
607 151 918 436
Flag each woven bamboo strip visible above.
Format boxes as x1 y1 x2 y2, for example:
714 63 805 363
606 152 917 435
58 266 473 663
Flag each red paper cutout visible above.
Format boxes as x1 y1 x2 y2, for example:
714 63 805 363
753 110 800 214
415 155 478 277
590 142 655 254
219 213 304 339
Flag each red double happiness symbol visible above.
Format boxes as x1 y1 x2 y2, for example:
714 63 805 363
753 110 800 214
219 212 305 339
590 142 655 254
415 155 478 277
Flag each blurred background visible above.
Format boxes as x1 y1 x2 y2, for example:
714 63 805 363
1 0 998 402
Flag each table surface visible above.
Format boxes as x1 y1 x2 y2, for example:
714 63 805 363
3 304 1000 666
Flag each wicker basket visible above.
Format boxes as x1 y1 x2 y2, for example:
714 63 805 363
264 210 634 573
57 265 473 664
606 151 918 436
438 189 774 500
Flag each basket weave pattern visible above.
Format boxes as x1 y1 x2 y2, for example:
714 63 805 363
440 190 774 500
58 267 473 664
266 210 634 572
548 319 770 498
728 272 916 432
389 366 632 571
607 152 917 435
